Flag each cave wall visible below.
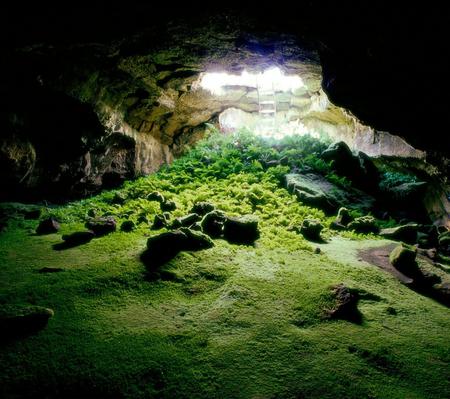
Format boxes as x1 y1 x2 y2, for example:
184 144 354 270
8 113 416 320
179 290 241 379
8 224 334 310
0 8 447 202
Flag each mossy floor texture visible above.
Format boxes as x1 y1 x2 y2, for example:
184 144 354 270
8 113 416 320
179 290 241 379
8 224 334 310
1 132 449 399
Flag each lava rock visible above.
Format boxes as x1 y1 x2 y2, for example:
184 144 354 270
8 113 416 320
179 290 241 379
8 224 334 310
151 214 169 230
36 217 60 235
0 304 54 338
147 191 165 203
389 244 418 275
171 213 201 229
380 224 419 244
335 207 353 226
85 216 117 236
120 220 135 232
190 202 215 216
179 227 214 250
161 200 177 212
300 218 324 241
58 231 95 248
326 284 361 323
223 215 260 244
201 210 227 238
347 216 379 234
143 228 213 269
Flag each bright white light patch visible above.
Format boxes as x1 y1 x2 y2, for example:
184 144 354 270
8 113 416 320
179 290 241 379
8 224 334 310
199 67 304 95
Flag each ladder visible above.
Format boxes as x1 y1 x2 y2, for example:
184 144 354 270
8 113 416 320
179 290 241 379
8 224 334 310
256 78 277 137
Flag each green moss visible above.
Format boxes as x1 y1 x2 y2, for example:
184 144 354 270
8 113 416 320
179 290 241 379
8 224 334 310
0 131 449 398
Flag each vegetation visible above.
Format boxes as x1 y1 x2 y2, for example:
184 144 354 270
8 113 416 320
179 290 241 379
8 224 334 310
0 130 449 398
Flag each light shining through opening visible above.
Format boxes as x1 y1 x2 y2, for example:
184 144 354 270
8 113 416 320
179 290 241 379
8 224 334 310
198 67 305 95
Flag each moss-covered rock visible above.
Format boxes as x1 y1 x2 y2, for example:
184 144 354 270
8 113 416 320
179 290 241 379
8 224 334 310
300 218 324 241
389 244 418 275
223 215 260 244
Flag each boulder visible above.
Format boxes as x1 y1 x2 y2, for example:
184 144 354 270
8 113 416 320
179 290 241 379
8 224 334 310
190 202 215 216
432 282 450 307
321 141 364 184
326 284 361 323
137 214 149 225
161 200 177 212
0 304 54 338
36 217 60 235
59 231 95 248
143 228 213 268
335 207 352 226
151 214 169 230
380 224 419 244
299 218 324 241
147 191 165 203
223 215 260 244
389 244 418 276
179 227 214 250
285 173 375 214
120 220 135 232
201 210 227 238
388 181 427 201
85 216 117 236
347 216 379 234
171 213 201 229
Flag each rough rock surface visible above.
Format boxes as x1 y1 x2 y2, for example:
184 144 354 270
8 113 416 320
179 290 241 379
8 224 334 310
0 304 54 338
326 284 361 323
36 217 60 235
85 217 117 236
299 218 324 241
285 173 375 214
223 215 260 244
380 224 419 244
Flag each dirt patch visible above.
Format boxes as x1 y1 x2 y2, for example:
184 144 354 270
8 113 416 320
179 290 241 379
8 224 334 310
358 243 413 284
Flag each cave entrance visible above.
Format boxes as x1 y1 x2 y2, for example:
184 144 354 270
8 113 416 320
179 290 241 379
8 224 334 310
197 67 324 139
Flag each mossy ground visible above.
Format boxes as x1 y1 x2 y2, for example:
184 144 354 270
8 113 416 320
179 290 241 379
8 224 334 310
0 132 449 398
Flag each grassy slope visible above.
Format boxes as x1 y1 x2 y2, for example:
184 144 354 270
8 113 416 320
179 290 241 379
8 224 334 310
0 132 449 399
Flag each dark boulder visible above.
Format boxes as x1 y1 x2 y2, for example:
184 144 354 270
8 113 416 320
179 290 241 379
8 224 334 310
147 191 165 203
190 202 215 216
171 213 201 229
161 200 177 212
85 216 116 236
347 216 379 234
299 218 324 241
151 213 169 230
142 228 213 269
326 284 361 323
201 210 227 238
0 304 54 338
380 224 419 244
36 217 60 235
223 215 260 244
389 244 418 276
120 220 135 232
321 141 364 184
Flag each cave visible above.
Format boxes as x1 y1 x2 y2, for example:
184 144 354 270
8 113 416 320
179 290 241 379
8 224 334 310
0 3 449 399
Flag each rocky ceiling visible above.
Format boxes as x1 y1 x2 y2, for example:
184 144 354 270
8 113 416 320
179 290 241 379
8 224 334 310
0 3 448 200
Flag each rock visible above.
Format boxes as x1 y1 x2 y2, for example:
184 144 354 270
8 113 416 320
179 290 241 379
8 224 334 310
347 216 379 234
299 218 324 241
151 214 169 230
111 192 127 205
147 191 165 203
171 213 201 229
321 141 364 183
389 244 418 275
85 216 117 236
432 282 450 306
179 227 214 250
190 202 215 216
39 267 64 273
335 207 352 227
223 215 260 244
120 220 135 232
58 231 95 248
417 247 437 261
326 284 361 323
0 304 54 338
388 181 427 201
201 210 227 238
191 221 202 231
143 228 213 269
380 224 419 244
357 151 380 192
137 215 149 225
285 173 375 214
36 217 60 235
314 247 321 254
161 200 177 212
